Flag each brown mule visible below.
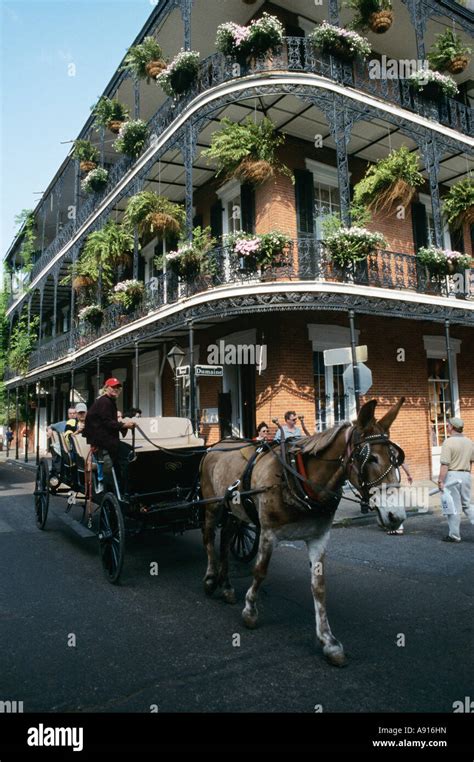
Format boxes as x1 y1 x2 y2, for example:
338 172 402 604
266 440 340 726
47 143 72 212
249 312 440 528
200 398 406 666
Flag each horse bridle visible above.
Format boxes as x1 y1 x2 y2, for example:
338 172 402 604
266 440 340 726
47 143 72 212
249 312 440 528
346 430 405 510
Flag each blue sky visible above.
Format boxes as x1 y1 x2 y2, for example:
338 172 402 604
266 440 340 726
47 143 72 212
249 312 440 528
1 0 154 256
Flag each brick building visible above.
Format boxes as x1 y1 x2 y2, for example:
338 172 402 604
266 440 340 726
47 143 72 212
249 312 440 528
3 0 473 479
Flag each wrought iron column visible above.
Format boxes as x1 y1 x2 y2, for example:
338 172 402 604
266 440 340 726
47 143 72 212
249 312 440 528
96 357 101 397
36 383 41 466
70 248 77 351
133 228 139 280
188 321 196 432
70 367 75 407
15 387 19 460
52 271 58 337
401 0 427 60
74 160 80 231
328 0 340 25
41 202 47 255
183 124 195 240
134 78 140 119
444 320 455 419
27 298 32 335
55 175 63 237
181 0 192 51
333 95 352 227
52 375 57 423
134 342 140 409
421 135 444 248
38 287 44 342
348 310 360 413
24 383 29 463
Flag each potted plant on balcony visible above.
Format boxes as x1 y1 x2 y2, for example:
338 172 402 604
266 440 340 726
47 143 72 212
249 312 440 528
427 29 472 75
345 0 394 34
111 280 145 313
73 140 100 174
92 97 130 134
123 191 185 240
443 177 474 229
157 50 200 96
203 116 293 186
113 120 149 159
81 167 109 194
416 246 472 277
324 226 386 266
78 304 104 329
158 226 217 282
353 146 424 215
408 67 459 99
247 13 285 57
309 21 372 62
121 36 167 82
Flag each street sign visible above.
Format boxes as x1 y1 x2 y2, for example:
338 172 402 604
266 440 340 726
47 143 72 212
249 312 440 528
176 365 190 377
324 345 368 367
195 365 224 378
343 363 373 395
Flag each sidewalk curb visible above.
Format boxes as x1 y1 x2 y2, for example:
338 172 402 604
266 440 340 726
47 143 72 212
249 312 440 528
333 508 432 528
4 458 38 473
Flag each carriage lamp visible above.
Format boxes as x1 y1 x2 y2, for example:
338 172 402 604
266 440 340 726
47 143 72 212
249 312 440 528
167 345 185 416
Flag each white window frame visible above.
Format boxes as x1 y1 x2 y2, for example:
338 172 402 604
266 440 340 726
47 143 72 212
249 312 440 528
305 159 351 241
308 325 359 428
217 178 242 236
418 193 452 250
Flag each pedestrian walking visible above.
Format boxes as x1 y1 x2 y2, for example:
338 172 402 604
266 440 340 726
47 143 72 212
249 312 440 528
5 426 13 456
438 417 474 543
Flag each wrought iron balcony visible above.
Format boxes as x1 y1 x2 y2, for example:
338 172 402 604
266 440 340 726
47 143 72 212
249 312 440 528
10 241 471 378
8 36 472 311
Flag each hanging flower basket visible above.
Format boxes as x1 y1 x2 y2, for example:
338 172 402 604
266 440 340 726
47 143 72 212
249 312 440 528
79 160 97 174
157 50 200 97
353 146 424 216
149 212 182 236
81 167 109 194
111 280 145 312
369 10 393 33
113 120 148 159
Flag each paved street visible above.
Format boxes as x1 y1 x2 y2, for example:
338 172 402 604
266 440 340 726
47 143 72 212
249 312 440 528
0 460 473 714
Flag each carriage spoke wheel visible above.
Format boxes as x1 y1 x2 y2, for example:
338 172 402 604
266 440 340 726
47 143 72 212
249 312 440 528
34 459 50 530
98 493 125 584
230 521 260 563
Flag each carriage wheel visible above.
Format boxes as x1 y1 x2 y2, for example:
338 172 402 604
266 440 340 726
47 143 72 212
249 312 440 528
98 493 125 584
34 459 50 530
230 520 260 563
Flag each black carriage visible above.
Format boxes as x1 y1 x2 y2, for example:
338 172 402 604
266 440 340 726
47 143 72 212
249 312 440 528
34 418 260 583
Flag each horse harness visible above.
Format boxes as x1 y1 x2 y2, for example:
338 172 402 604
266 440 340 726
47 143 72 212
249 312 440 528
229 425 405 521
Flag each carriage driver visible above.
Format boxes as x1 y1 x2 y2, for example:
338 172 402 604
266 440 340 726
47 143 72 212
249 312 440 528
83 378 135 492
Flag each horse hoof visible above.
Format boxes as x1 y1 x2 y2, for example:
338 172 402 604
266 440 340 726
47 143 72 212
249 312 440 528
203 578 217 596
323 646 348 667
222 589 236 605
242 608 258 629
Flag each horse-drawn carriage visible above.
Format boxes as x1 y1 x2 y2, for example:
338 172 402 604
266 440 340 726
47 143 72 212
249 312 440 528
34 417 260 584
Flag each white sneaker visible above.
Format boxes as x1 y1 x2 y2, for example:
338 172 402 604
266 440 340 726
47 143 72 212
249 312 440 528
96 482 104 494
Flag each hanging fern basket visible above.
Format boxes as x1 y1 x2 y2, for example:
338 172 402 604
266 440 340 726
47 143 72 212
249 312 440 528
367 178 416 215
446 55 469 75
145 59 167 78
80 160 97 174
234 157 274 185
149 212 182 236
368 11 394 34
108 120 124 134
73 275 95 291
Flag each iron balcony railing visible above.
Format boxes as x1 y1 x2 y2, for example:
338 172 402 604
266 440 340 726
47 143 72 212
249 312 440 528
9 37 473 309
7 240 471 378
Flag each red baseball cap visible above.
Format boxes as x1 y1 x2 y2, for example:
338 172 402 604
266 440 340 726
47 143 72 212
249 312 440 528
104 378 122 388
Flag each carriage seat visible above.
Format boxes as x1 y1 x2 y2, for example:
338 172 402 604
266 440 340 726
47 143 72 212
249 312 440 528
127 417 205 451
